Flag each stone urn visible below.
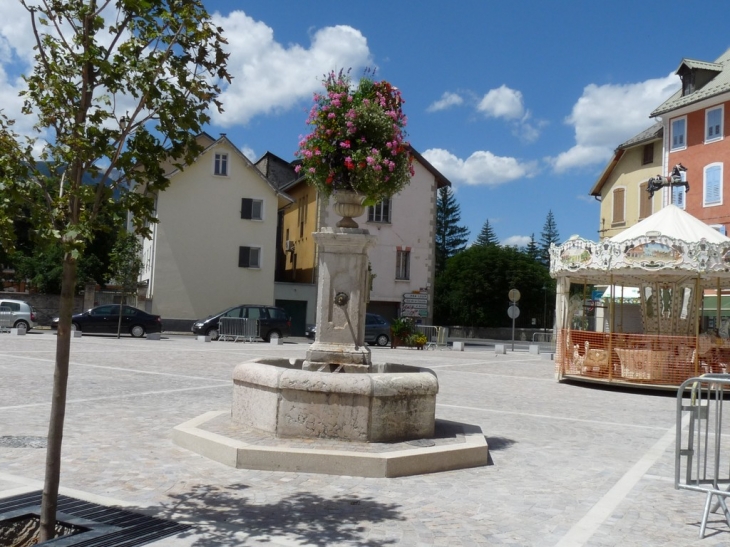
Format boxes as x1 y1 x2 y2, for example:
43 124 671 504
333 190 366 228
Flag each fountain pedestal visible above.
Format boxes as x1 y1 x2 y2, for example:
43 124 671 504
304 227 377 373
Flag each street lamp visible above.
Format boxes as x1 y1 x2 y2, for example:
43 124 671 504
542 285 547 335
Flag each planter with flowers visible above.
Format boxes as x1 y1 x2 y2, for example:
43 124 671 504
295 69 414 228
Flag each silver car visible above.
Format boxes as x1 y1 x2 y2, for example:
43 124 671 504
0 299 37 331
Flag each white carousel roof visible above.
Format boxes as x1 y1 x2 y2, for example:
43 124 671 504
610 204 730 244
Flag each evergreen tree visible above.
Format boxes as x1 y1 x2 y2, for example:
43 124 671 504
435 187 469 274
539 210 560 266
474 219 499 247
525 233 539 260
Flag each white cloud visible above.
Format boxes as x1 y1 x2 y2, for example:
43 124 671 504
426 92 463 113
210 11 371 125
241 145 257 162
477 85 525 120
550 73 680 173
422 148 539 187
502 235 531 247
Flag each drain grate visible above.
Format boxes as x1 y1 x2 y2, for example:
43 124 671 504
0 491 190 546
0 436 47 449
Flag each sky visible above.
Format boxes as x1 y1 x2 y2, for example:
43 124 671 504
1 1 729 246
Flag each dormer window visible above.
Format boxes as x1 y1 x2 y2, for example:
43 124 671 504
679 67 695 96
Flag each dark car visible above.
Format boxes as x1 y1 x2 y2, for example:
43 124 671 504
51 305 162 337
191 305 291 341
365 313 391 346
305 324 316 339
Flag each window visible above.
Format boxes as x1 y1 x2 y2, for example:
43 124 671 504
671 117 687 151
214 153 228 176
238 246 261 268
642 143 654 165
673 184 686 209
638 182 652 219
241 198 263 220
0 301 20 312
704 163 723 207
297 196 308 238
396 249 410 280
706 106 724 142
711 224 727 236
612 188 625 224
368 199 391 223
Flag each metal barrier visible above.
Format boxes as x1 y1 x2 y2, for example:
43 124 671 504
0 306 12 333
532 331 553 343
675 374 730 538
218 317 259 342
415 325 449 350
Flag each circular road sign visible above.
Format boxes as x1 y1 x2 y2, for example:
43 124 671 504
507 304 520 319
508 289 521 302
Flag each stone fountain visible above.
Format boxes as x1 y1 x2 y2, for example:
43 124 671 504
173 221 488 477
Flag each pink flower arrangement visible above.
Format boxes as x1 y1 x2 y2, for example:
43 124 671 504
295 69 414 204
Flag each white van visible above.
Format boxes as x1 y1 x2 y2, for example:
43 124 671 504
0 299 37 331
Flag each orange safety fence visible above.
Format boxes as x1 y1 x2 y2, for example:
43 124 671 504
556 329 728 387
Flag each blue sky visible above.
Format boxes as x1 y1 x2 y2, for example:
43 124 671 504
1 1 729 246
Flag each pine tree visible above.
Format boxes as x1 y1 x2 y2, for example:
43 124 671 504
474 219 499 247
525 233 539 260
539 210 560 266
435 187 469 275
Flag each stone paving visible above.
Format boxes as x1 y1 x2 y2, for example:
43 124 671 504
0 332 727 545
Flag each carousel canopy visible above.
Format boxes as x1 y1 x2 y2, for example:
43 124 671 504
610 204 730 244
550 205 730 288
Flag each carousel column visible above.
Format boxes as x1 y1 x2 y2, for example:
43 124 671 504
554 276 571 379
304 227 378 373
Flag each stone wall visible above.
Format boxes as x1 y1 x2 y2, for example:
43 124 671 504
0 292 84 326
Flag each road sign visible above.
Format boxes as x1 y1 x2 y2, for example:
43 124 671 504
509 289 521 302
403 292 429 301
507 304 520 319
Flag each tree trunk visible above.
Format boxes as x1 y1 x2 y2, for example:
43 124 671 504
39 256 77 542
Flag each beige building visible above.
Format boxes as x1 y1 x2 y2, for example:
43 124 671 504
139 134 292 328
589 122 664 239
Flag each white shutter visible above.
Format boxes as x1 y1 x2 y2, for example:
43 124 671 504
705 165 722 206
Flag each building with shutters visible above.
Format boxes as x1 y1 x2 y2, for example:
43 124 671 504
138 133 292 329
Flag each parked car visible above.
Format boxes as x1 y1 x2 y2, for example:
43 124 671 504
365 313 391 346
51 305 162 337
191 305 291 341
305 323 316 339
0 299 37 331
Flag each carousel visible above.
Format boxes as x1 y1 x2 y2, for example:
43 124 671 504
550 204 730 388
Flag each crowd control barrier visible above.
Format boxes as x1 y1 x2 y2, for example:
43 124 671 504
218 317 259 342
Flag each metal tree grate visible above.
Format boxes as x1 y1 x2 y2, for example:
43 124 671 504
0 491 190 546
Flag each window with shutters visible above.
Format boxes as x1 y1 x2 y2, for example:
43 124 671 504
368 199 391 223
612 188 625 225
704 163 723 207
641 143 654 165
238 246 261 268
240 198 263 220
706 106 724 143
671 117 687 151
638 183 652 219
214 153 228 176
395 250 410 280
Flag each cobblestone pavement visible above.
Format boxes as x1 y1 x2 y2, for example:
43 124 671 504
0 332 727 546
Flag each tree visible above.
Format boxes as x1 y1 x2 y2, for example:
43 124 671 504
539 210 560 266
0 1 231 539
435 187 469 274
474 218 498 247
524 233 539 261
434 244 552 327
108 231 143 338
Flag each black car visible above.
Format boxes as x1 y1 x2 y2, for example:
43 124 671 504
51 305 162 337
191 305 291 341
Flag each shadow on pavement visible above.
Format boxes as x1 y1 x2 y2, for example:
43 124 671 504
150 483 405 546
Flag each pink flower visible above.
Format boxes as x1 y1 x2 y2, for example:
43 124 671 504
294 165 301 173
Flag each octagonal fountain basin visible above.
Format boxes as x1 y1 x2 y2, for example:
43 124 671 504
232 358 438 443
